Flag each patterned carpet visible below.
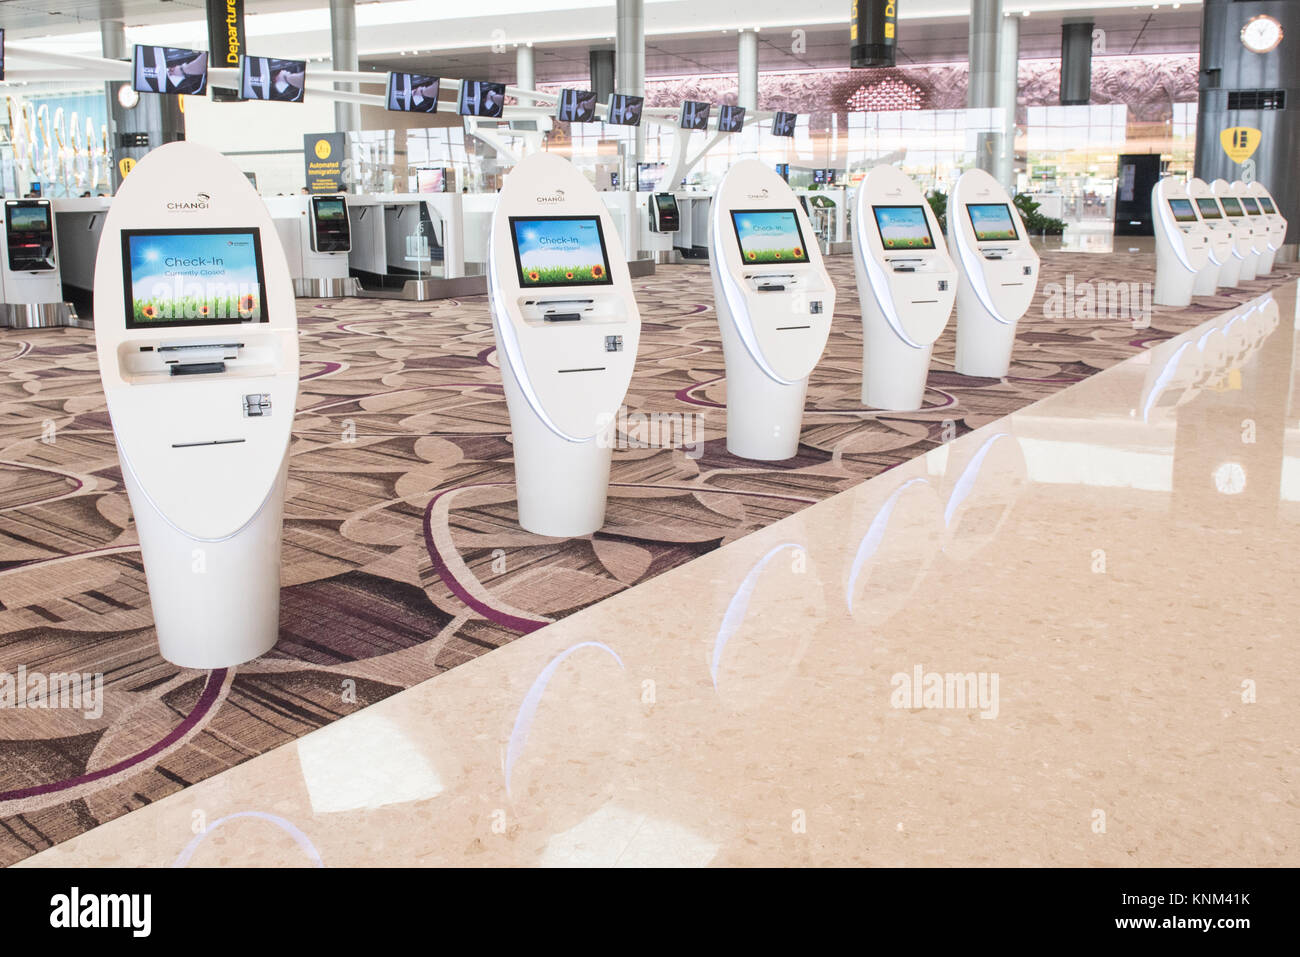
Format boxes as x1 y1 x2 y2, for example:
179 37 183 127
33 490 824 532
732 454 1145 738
0 251 1295 864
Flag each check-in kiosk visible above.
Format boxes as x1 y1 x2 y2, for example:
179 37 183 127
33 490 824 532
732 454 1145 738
1151 178 1211 307
487 151 641 536
709 159 835 459
1213 179 1259 281
1246 183 1287 276
266 194 355 298
853 164 956 408
648 192 680 234
1187 178 1237 294
92 141 300 668
948 168 1039 380
1 199 79 329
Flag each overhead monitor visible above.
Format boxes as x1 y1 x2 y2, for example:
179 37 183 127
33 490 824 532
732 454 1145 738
679 100 711 131
556 88 597 123
729 209 811 265
967 202 1020 241
415 167 446 193
1219 196 1245 217
637 162 665 192
509 216 613 288
120 228 269 329
717 105 746 133
386 72 440 113
771 111 797 137
1196 197 1223 220
606 93 643 126
132 45 208 96
238 56 305 103
1167 198 1199 224
1239 196 1261 215
458 80 505 118
5 200 56 271
775 163 790 181
1258 197 1278 215
872 205 935 251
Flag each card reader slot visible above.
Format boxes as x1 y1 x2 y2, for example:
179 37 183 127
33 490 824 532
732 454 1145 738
543 313 583 322
157 342 243 352
171 438 247 449
756 284 786 292
170 362 227 376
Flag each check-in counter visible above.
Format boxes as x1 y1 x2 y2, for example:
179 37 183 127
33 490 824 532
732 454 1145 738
345 193 466 295
52 196 112 322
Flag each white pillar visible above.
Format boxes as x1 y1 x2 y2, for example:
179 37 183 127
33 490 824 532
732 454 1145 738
516 43 535 107
996 12 1020 192
738 29 759 112
330 0 361 133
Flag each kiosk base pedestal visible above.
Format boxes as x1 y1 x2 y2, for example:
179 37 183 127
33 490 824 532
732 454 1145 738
722 353 808 461
955 300 1018 380
2 301 82 330
294 277 358 299
862 318 934 411
1154 268 1196 308
122 453 289 669
1192 265 1221 297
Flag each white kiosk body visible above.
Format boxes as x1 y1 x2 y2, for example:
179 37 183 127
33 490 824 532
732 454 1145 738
1151 178 1212 307
1247 183 1287 276
1213 179 1259 281
1188 178 1236 294
487 152 641 537
708 160 835 459
265 194 355 297
93 142 300 668
1 199 79 329
948 167 1040 379
853 164 956 408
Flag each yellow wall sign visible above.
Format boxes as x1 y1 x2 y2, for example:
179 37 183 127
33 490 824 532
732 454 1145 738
314 139 333 160
119 157 137 178
1220 127 1261 164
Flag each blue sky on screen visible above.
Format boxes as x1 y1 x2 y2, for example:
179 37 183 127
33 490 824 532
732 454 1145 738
128 233 260 297
513 218 606 272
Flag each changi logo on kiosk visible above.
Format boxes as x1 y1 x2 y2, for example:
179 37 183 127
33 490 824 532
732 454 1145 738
535 189 567 203
745 188 770 201
166 192 211 211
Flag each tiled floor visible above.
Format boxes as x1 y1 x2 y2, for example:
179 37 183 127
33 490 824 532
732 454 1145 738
19 276 1298 867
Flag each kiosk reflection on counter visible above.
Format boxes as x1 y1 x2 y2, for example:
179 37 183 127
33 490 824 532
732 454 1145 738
709 159 835 460
853 163 956 410
487 151 641 537
93 141 300 668
948 168 1039 380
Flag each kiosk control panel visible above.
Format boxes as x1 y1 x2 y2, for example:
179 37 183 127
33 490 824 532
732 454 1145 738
649 193 680 233
5 200 57 271
310 195 352 253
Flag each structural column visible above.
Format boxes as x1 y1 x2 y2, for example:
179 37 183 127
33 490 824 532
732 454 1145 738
996 12 1020 191
615 0 645 185
968 0 1004 175
330 0 361 133
738 29 759 112
516 43 535 106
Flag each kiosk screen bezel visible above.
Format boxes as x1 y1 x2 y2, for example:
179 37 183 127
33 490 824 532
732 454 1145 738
5 200 56 271
1196 198 1223 219
120 227 271 330
730 208 812 265
508 215 615 288
872 205 936 251
965 203 1019 242
1167 198 1199 224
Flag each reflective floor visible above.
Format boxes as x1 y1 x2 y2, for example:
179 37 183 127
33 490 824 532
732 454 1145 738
21 280 1300 868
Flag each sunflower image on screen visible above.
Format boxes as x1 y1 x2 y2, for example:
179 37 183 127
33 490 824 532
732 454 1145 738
121 229 269 328
872 205 934 250
729 209 810 264
509 216 614 287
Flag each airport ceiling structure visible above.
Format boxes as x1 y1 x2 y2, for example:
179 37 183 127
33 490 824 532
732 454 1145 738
2 0 1202 81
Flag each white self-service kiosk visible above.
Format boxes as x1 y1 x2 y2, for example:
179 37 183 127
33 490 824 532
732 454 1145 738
1 199 79 329
853 164 956 409
1186 178 1234 296
1213 179 1260 281
1246 183 1287 276
1151 178 1212 307
93 141 300 668
948 167 1040 379
487 152 641 537
266 194 355 297
708 159 836 459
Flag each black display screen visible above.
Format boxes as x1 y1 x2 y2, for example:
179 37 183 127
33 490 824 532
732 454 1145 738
132 45 208 96
311 197 350 252
5 200 55 271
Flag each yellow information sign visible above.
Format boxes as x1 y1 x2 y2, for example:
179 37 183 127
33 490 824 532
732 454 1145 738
119 157 137 178
1220 127 1261 164
314 138 333 160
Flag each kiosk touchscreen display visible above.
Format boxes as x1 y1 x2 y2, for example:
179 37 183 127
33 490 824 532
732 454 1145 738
121 228 269 329
966 203 1019 241
509 216 614 287
1220 196 1244 217
1196 198 1223 220
311 197 350 251
5 201 56 271
730 210 810 264
1259 197 1277 215
1168 198 1199 224
1240 197 1261 215
872 205 934 251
